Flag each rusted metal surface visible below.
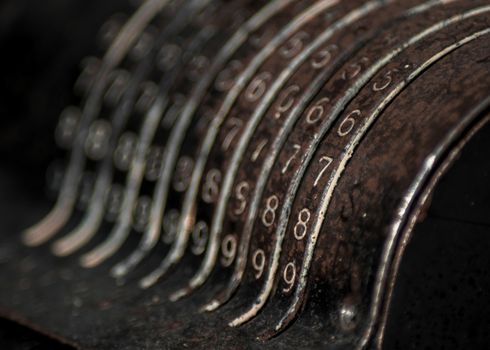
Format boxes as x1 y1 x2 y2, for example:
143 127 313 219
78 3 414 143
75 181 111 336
0 0 489 349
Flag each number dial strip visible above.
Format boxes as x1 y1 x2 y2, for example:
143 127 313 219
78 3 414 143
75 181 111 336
166 0 358 302
253 6 490 341
219 0 434 326
138 0 314 288
4 0 489 348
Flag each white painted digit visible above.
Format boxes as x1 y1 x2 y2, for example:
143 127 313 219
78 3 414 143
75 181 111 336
202 169 221 203
135 81 159 114
245 71 272 102
114 132 137 171
251 139 268 162
191 221 209 256
262 194 279 227
145 146 164 181
283 262 296 293
282 144 301 174
274 85 300 119
233 181 249 216
222 117 243 151
306 97 330 124
279 31 310 59
341 57 369 80
162 209 179 244
173 156 194 192
133 196 152 232
187 55 209 82
85 120 112 160
252 249 265 279
104 69 130 105
156 43 182 72
372 69 397 91
105 184 123 222
161 94 186 129
215 60 242 92
311 44 338 69
294 208 311 240
220 234 237 267
314 155 334 187
337 109 361 137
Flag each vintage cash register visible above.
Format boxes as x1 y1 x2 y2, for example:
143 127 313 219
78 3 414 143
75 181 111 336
0 0 489 348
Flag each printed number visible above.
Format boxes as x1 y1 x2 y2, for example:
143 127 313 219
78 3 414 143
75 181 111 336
145 146 164 181
274 85 300 119
262 195 279 227
191 221 209 255
337 110 361 137
222 118 243 151
251 139 268 162
114 132 137 171
104 69 130 105
282 144 301 174
202 169 221 203
55 107 81 149
105 184 123 222
311 44 338 69
314 155 334 187
294 208 311 240
341 57 369 80
187 55 209 81
135 81 159 114
372 69 397 91
215 60 242 92
162 94 186 129
85 119 112 160
133 196 152 232
157 43 182 71
245 72 272 102
162 209 179 244
233 181 250 216
196 107 214 133
220 235 237 267
306 97 330 124
252 249 265 279
279 31 310 59
283 262 297 293
173 156 194 192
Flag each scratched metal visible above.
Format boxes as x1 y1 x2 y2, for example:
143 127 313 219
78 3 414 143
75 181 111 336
306 37 490 349
258 8 490 343
376 109 490 350
0 0 489 349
